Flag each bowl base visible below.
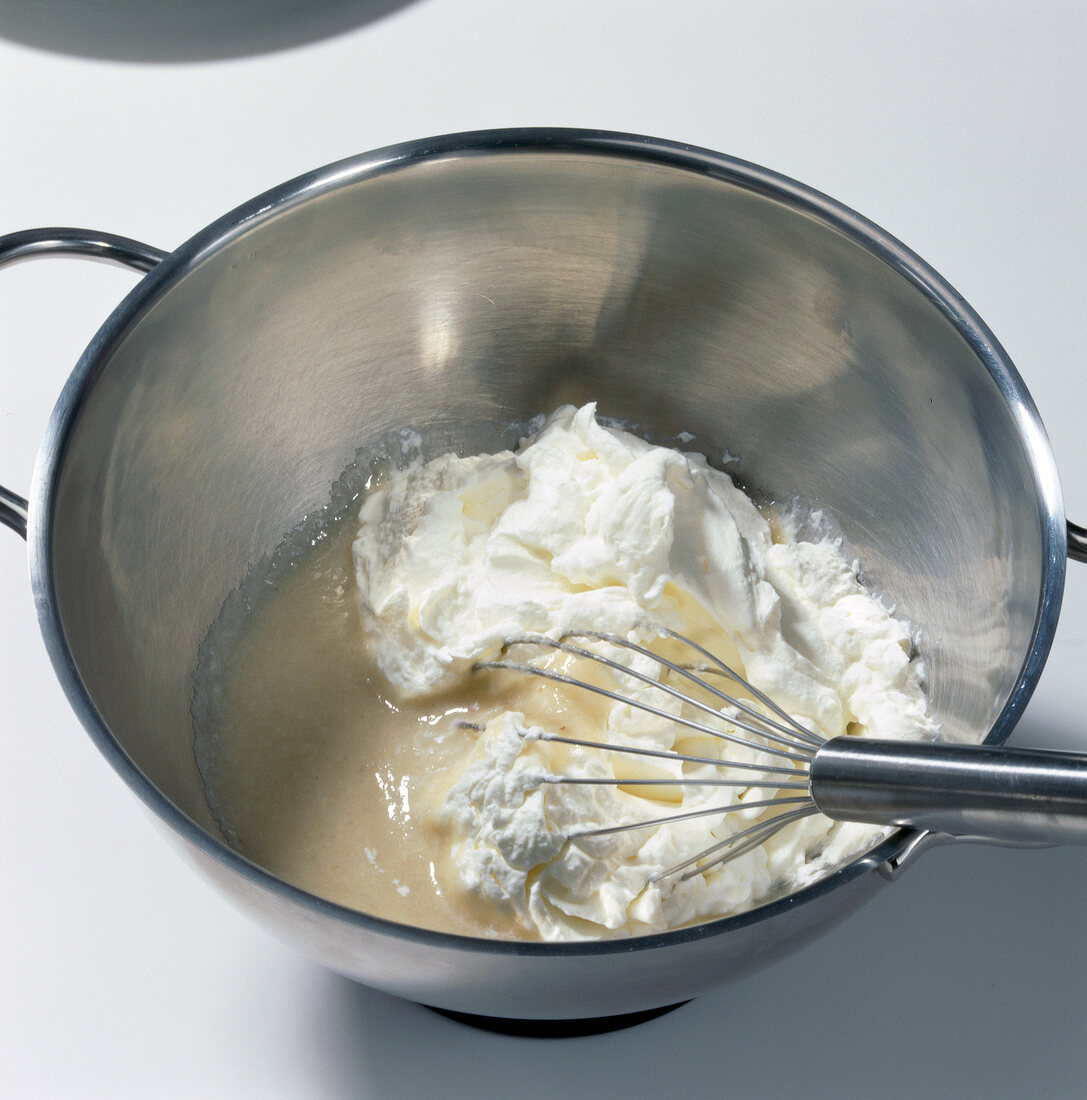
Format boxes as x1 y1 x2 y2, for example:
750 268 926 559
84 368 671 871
424 1000 691 1037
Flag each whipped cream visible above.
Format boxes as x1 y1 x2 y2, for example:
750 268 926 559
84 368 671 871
352 404 936 940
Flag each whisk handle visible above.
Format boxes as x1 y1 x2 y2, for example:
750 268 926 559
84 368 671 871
810 738 1087 845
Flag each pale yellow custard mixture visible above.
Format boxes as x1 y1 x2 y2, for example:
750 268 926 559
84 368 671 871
193 404 935 942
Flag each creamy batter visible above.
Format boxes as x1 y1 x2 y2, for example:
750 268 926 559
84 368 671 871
194 504 533 937
196 404 936 942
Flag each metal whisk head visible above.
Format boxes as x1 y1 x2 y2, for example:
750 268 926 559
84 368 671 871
473 629 826 881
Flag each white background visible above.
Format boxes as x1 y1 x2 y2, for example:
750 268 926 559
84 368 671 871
2 2 1086 1096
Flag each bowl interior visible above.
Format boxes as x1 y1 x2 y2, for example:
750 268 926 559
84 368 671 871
46 142 1054 864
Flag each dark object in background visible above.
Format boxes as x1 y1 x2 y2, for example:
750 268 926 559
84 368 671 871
0 0 419 62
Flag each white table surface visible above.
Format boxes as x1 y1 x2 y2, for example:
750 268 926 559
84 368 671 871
3 2 1086 1096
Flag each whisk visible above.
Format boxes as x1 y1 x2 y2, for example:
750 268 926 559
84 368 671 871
475 630 1087 881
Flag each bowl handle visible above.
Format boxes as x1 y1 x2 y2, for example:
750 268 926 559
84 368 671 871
0 228 168 540
1069 522 1087 564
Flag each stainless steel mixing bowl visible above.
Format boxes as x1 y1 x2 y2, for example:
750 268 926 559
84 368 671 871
3 129 1084 1023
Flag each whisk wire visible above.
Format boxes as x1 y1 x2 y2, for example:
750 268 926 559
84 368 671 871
570 795 812 840
541 776 809 790
481 635 816 762
473 628 832 882
660 806 821 882
529 729 806 777
478 656 813 764
655 628 824 747
518 632 817 753
563 629 824 749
